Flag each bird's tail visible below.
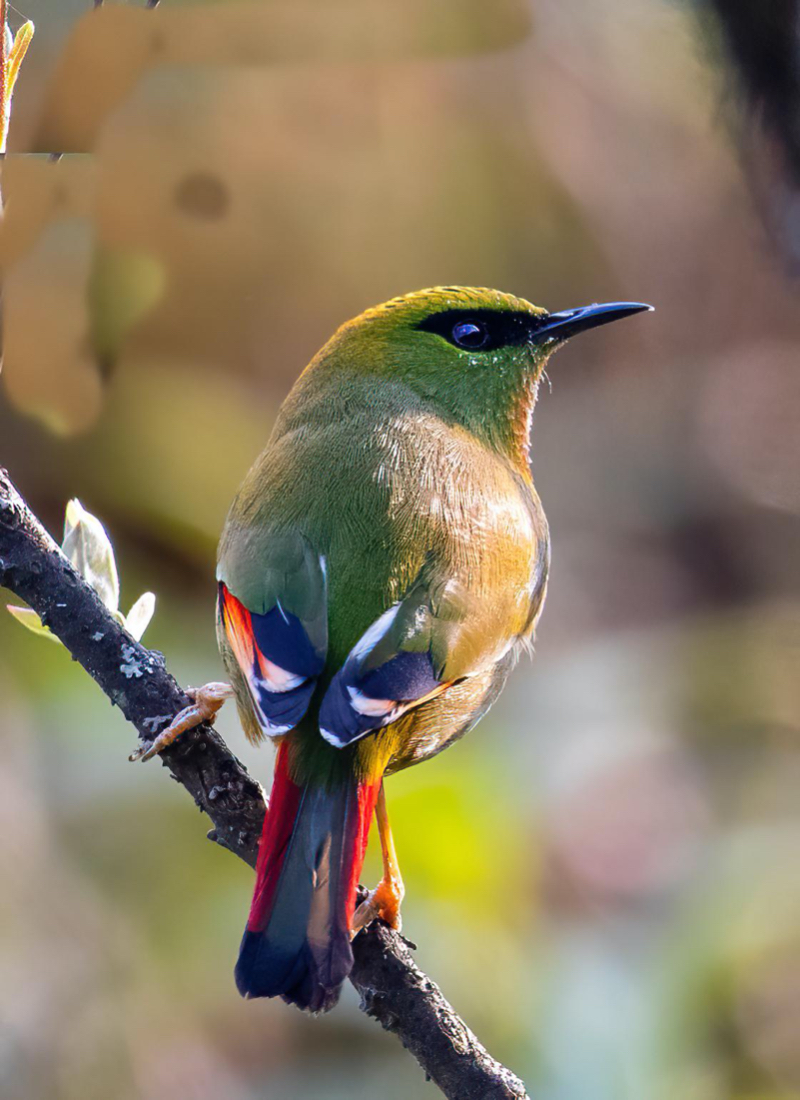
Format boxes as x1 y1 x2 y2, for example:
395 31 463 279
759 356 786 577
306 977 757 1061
235 742 380 1013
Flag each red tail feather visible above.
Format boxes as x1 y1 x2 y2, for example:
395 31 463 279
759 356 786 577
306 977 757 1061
247 741 303 931
341 775 380 927
236 742 381 1012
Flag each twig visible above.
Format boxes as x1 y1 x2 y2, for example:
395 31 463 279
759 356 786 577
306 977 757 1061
0 0 7 151
0 465 530 1100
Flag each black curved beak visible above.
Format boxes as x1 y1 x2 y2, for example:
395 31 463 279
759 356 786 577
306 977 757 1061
533 301 653 343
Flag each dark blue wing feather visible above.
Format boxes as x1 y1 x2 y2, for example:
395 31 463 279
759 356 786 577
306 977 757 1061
219 583 325 737
250 604 325 679
320 645 442 748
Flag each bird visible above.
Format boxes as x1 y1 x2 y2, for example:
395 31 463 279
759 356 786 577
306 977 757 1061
131 286 652 1013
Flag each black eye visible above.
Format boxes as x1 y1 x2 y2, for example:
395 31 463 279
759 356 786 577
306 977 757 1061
451 320 489 350
416 308 534 350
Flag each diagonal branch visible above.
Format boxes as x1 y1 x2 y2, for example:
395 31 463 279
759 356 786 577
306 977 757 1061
0 466 266 862
0 464 530 1100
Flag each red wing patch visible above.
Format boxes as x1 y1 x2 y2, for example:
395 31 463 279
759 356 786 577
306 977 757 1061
219 583 322 737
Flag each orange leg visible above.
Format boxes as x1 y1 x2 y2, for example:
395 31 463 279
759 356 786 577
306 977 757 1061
352 781 405 935
129 682 234 762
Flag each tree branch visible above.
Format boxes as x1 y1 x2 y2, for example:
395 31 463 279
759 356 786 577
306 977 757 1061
0 464 530 1100
351 908 531 1099
0 467 266 863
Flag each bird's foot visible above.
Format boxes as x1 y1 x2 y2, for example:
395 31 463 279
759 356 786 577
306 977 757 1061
129 682 234 762
351 875 405 937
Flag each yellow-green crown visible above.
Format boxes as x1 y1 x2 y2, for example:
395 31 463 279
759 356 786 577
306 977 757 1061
358 285 547 325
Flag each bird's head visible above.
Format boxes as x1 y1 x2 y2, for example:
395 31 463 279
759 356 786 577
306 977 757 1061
310 286 652 462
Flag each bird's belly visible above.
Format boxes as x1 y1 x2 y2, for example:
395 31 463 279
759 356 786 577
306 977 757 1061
382 651 516 775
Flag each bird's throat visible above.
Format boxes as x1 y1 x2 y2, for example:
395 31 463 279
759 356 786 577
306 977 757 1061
504 373 541 475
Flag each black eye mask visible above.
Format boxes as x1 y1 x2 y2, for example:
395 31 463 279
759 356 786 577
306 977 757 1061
416 309 545 352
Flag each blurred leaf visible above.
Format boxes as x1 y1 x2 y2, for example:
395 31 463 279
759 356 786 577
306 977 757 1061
1 19 35 154
2 217 102 435
32 0 532 153
63 498 120 614
125 592 156 642
88 247 166 372
5 604 60 641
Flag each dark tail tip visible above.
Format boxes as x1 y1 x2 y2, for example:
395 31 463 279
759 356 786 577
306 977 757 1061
235 929 351 1014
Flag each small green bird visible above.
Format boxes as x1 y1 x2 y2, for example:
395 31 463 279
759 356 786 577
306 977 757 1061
136 286 651 1012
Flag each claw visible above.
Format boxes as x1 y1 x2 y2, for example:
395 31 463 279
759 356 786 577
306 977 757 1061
129 682 233 762
352 875 405 936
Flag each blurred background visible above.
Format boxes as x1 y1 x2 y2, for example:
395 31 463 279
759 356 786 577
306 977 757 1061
1 1 799 1097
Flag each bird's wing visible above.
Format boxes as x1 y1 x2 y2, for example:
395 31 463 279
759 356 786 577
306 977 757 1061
217 530 327 741
319 546 546 749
